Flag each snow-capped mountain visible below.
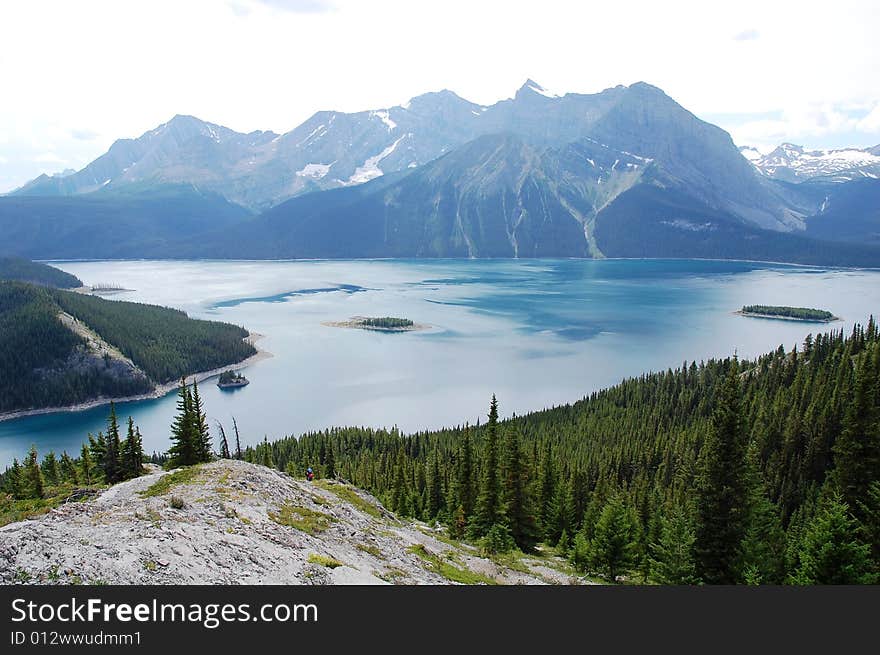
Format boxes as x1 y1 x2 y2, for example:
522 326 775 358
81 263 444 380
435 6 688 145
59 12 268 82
14 80 791 229
743 142 880 183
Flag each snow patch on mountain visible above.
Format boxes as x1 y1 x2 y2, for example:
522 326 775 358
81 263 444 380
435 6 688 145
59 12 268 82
371 110 397 131
346 135 408 185
296 163 333 179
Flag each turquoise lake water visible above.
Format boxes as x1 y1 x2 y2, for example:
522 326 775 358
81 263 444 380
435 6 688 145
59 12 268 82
1 258 879 466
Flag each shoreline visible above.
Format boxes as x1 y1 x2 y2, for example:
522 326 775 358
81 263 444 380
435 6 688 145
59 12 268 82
0 333 272 423
734 310 841 323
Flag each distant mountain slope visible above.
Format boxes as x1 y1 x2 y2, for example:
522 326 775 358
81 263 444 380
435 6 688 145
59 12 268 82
0 281 256 414
183 133 880 266
592 184 880 267
0 184 252 259
804 179 880 245
13 80 803 231
744 142 880 183
0 257 82 288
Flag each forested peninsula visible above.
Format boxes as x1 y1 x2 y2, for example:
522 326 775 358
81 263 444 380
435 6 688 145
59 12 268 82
0 281 258 416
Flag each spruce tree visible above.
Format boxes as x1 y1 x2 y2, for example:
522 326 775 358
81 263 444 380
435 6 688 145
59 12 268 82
538 441 556 539
468 395 505 539
120 417 144 479
426 451 443 520
694 358 749 584
325 442 336 479
3 459 23 499
832 352 880 522
168 379 198 467
103 404 123 484
59 452 79 485
590 494 639 582
232 417 243 460
88 432 107 475
792 493 873 584
24 445 44 499
649 506 698 584
738 445 785 583
457 428 474 519
40 451 60 486
79 443 93 485
216 421 231 459
501 427 540 551
190 380 212 463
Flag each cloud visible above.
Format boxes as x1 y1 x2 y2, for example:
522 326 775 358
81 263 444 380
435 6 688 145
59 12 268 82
733 28 760 41
70 128 100 141
0 155 8 165
228 0 334 15
33 152 66 164
858 103 880 132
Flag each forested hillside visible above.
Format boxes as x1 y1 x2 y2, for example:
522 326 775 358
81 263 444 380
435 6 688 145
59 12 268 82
0 257 82 288
0 282 256 413
249 319 880 584
53 291 254 384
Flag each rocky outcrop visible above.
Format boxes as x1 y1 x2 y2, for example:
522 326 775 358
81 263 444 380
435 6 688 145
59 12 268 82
0 460 583 585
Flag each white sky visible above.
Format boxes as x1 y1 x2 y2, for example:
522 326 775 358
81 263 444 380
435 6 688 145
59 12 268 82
1 0 878 192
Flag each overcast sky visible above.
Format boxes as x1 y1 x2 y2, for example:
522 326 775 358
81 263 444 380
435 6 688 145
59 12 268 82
1 0 878 192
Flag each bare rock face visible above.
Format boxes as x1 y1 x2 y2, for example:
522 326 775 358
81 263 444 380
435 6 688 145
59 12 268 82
0 460 582 585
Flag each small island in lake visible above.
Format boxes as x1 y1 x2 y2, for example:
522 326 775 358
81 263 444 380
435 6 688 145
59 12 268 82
323 316 430 332
737 305 840 322
217 370 250 389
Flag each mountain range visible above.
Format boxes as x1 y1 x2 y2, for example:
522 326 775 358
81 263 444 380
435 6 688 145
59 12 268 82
4 80 880 263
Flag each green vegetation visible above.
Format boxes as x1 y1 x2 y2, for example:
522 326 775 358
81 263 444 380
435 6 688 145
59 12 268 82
360 317 414 329
0 257 81 288
268 502 336 535
307 553 344 568
407 544 497 584
0 281 255 413
53 290 255 384
218 370 248 385
0 405 146 526
248 317 880 584
741 305 836 321
139 466 203 498
315 480 382 518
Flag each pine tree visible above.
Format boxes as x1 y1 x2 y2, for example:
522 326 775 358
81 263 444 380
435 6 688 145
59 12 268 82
216 421 231 459
260 436 273 468
590 494 639 582
40 451 60 486
232 417 243 460
190 380 212 462
24 445 44 499
833 352 880 522
120 417 144 480
792 493 874 584
501 427 540 551
649 506 698 585
59 452 79 485
426 451 443 520
457 428 474 519
694 358 749 584
88 432 106 476
103 403 123 483
468 395 505 539
324 442 336 479
857 480 880 563
79 443 93 485
738 445 785 583
3 459 23 499
168 379 198 467
538 441 556 538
